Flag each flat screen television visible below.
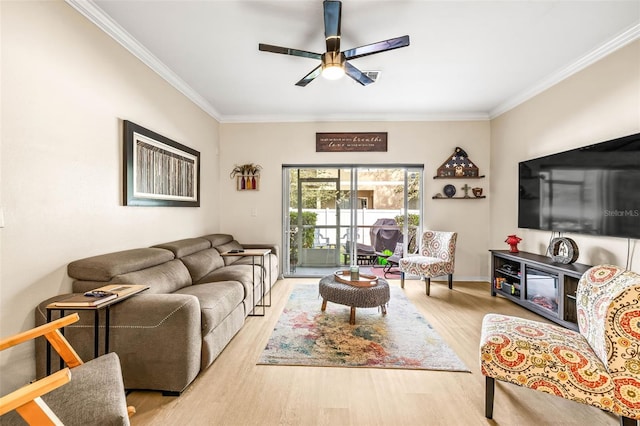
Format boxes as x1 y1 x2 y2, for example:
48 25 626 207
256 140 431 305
518 132 640 239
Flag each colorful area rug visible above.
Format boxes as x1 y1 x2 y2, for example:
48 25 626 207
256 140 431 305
258 284 469 372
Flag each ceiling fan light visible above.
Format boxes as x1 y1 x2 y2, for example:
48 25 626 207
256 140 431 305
322 65 344 80
321 51 345 80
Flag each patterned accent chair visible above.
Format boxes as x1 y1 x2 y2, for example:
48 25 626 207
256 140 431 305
399 230 457 296
480 265 640 425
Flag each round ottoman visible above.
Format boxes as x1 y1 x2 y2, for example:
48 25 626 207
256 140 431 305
319 275 390 324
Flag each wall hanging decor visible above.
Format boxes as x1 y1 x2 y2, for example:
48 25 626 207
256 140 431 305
436 147 482 178
230 163 262 191
123 120 200 207
316 132 387 152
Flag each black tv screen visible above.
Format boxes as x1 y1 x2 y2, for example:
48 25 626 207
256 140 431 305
518 132 640 239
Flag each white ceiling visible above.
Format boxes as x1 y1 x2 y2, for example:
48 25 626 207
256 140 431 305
69 1 639 123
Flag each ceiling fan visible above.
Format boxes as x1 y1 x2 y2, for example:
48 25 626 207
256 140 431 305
258 0 410 87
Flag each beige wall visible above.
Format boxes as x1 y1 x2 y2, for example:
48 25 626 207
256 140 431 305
219 121 491 279
1 0 637 400
490 40 640 267
0 1 220 393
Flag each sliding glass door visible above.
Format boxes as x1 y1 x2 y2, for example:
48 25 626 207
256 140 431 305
282 165 423 277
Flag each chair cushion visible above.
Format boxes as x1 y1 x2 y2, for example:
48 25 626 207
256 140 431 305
480 314 620 412
42 353 129 426
399 256 452 277
1 355 129 426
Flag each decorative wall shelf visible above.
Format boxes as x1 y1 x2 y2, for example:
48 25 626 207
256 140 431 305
433 175 485 179
432 195 486 199
230 163 262 191
432 147 486 199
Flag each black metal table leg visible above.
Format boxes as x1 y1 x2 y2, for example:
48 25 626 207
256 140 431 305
46 309 52 375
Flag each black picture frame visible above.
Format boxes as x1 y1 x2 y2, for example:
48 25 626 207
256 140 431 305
123 120 200 207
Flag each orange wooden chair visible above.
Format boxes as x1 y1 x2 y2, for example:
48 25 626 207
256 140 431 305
0 314 133 425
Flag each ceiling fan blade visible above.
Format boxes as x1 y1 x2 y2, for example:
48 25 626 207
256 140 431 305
343 35 410 60
324 0 341 53
295 65 322 87
344 62 374 86
259 43 322 60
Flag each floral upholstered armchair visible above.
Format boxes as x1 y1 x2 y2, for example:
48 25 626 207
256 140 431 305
480 264 640 425
399 230 457 296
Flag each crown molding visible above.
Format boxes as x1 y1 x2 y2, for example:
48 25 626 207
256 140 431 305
65 0 223 121
219 111 490 124
490 22 640 119
63 0 489 124
66 1 638 124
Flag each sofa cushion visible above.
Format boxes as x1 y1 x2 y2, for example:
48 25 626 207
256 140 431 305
153 238 211 259
112 259 192 294
197 264 264 302
201 234 234 247
215 240 244 265
68 248 175 282
174 281 244 337
180 248 225 283
197 264 258 286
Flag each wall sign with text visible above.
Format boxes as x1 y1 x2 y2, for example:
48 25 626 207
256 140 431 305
316 132 388 152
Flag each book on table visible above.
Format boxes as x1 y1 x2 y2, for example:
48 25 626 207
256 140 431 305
53 284 149 307
95 284 149 297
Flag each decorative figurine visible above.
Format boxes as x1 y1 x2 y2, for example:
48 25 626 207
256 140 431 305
548 237 579 264
461 183 471 197
505 234 522 253
472 187 483 197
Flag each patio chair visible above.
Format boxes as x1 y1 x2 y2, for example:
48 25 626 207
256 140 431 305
343 241 380 265
382 236 416 278
399 230 457 295
314 229 330 248
0 313 133 425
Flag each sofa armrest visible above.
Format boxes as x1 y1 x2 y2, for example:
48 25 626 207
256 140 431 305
108 294 202 393
36 294 202 394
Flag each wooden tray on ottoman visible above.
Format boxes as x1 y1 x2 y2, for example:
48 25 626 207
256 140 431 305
333 270 379 287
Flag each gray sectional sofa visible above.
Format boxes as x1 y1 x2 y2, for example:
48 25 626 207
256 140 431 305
35 234 279 395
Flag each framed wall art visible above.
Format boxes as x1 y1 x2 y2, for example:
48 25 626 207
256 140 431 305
123 120 200 207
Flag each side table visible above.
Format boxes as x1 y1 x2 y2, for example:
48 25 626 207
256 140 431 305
45 284 148 374
221 248 271 316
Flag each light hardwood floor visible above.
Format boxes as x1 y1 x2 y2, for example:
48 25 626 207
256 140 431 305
126 278 621 425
